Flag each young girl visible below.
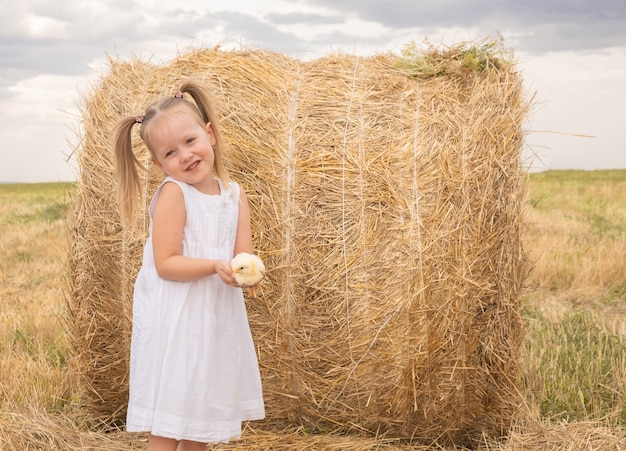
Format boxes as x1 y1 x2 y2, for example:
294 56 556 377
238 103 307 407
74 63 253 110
113 80 265 451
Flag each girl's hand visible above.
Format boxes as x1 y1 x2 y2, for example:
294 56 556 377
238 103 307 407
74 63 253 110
215 260 238 286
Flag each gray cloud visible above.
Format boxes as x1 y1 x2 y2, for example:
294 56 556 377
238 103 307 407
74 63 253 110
0 2 145 79
301 0 626 54
5 0 622 89
4 0 623 101
265 12 344 26
206 11 314 56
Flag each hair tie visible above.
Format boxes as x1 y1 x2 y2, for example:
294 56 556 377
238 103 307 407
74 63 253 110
174 90 184 99
135 115 144 124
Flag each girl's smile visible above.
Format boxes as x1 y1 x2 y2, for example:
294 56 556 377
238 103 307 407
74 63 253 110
186 160 200 172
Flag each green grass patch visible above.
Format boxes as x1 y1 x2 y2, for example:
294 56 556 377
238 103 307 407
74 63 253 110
527 169 626 241
527 169 626 211
0 182 74 196
0 183 74 224
396 38 513 79
523 307 626 426
528 169 626 185
8 326 67 368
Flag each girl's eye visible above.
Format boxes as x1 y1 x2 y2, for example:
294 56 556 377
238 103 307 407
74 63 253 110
187 137 196 144
165 150 174 157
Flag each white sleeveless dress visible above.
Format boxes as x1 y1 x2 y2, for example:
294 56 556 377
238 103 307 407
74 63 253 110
126 177 265 442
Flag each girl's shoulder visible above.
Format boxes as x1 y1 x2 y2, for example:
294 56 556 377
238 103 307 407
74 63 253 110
149 177 186 216
155 176 187 195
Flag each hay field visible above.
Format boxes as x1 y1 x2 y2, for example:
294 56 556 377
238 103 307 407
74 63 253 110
1 170 625 450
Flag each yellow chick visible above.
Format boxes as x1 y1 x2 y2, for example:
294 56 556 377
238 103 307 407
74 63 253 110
231 252 266 295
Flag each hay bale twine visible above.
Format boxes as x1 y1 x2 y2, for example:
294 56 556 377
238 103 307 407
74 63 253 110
67 45 529 447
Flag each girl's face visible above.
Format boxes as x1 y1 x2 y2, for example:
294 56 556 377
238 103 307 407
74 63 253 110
149 111 218 193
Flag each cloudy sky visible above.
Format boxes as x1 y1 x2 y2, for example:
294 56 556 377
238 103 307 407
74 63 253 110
1 0 625 182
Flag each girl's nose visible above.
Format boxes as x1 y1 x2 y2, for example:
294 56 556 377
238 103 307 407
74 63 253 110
180 148 193 161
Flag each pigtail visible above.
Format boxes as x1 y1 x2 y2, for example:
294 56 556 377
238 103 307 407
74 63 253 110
113 116 147 226
180 80 231 187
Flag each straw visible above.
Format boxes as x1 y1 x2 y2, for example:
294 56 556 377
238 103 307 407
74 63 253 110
66 44 530 447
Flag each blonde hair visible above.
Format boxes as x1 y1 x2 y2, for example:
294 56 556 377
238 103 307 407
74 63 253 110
113 80 231 225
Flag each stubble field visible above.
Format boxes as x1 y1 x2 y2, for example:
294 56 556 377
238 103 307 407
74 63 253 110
1 170 624 449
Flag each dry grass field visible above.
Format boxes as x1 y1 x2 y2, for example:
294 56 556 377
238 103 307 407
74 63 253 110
1 170 625 450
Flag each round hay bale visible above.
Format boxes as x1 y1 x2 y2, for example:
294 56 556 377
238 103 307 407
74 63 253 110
66 45 530 447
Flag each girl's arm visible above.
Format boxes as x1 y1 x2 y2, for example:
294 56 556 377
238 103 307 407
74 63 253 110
151 182 233 282
232 187 264 292
233 187 254 257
